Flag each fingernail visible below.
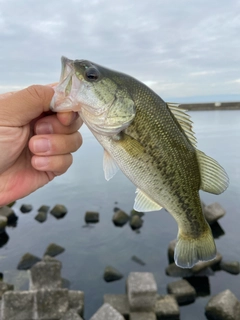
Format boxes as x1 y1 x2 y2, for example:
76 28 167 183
34 157 49 168
33 139 51 153
36 122 53 134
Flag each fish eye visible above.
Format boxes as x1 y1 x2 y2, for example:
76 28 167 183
84 67 100 82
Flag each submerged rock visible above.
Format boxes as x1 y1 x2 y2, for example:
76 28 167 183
205 289 240 320
203 202 226 225
17 253 41 270
38 205 50 213
35 211 47 223
210 221 225 238
131 255 146 266
185 276 210 297
44 243 65 257
220 260 240 275
191 253 222 273
20 204 33 213
167 239 177 264
104 266 123 282
50 204 68 219
165 263 193 278
129 215 143 230
130 209 144 218
0 231 9 248
85 211 99 223
112 209 129 227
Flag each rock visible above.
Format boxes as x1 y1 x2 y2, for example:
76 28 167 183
205 289 240 320
220 261 240 275
50 204 68 219
61 309 83 320
38 205 50 213
130 312 156 320
165 263 193 278
85 211 99 223
0 206 18 223
155 294 180 319
112 209 129 226
210 221 225 238
90 303 125 320
104 266 123 282
68 290 84 317
191 252 222 273
203 202 226 225
2 291 35 320
114 207 120 212
42 255 62 266
0 231 9 247
127 272 157 312
17 253 41 270
35 211 47 223
62 278 71 289
130 209 145 218
129 215 143 230
104 294 130 318
167 279 196 305
29 259 62 290
185 276 210 297
131 255 146 266
167 239 177 264
44 243 65 257
0 281 14 299
20 204 33 213
0 216 7 231
35 289 69 319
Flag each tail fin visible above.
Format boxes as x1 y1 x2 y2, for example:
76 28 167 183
174 224 216 268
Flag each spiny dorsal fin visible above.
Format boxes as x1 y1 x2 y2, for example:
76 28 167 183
134 189 163 212
167 103 197 147
196 150 229 194
103 150 119 181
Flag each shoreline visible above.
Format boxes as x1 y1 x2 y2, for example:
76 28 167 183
178 101 240 111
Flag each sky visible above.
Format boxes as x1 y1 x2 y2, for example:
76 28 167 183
0 0 240 102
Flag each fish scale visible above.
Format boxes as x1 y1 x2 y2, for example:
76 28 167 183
51 56 229 268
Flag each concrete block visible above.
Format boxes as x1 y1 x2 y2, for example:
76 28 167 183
155 295 180 319
205 289 240 320
2 291 34 320
127 272 157 312
29 260 62 290
68 290 84 317
167 279 196 305
60 309 83 320
104 294 130 318
90 303 125 320
130 312 156 320
0 281 14 299
35 288 69 319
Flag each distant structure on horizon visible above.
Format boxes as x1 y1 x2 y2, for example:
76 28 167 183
179 101 240 111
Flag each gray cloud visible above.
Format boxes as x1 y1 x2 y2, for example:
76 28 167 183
0 0 240 100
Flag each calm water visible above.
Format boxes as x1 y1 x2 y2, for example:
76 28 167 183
1 110 240 319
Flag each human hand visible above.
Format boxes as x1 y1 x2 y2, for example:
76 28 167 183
0 85 82 206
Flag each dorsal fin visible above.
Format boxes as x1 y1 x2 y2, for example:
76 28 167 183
167 103 197 147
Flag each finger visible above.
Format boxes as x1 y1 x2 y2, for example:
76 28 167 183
1 85 54 126
29 131 82 156
34 114 83 135
57 111 80 126
31 153 73 175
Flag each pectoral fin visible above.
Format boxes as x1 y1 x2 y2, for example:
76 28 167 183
134 189 163 212
196 150 229 194
103 150 119 181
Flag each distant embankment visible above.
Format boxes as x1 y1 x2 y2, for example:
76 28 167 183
179 101 240 111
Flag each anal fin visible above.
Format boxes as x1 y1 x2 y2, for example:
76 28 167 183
134 189 163 212
103 150 119 181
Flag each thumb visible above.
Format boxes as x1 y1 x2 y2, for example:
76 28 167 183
0 85 54 126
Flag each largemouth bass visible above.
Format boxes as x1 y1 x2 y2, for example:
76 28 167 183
51 57 229 268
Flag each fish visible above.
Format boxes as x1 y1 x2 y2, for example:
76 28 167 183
50 56 229 268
